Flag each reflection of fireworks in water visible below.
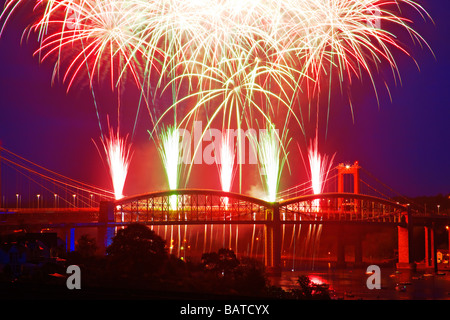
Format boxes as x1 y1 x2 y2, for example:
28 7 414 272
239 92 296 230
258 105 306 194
150 224 264 262
98 125 133 200
302 131 334 270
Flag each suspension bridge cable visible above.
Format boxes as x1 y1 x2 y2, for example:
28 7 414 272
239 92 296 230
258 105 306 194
2 159 79 207
361 167 407 198
277 170 339 200
360 167 422 207
1 156 113 202
9 159 103 207
0 146 114 196
360 179 393 201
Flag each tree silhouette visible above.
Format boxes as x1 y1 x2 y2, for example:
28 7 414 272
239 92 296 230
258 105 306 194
75 234 98 258
292 275 330 299
106 223 167 278
201 248 239 274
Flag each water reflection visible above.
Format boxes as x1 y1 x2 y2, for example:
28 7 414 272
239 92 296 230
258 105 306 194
145 223 450 300
269 268 450 300
148 223 324 266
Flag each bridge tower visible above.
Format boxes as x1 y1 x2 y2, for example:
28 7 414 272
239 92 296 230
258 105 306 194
337 161 361 194
336 161 363 268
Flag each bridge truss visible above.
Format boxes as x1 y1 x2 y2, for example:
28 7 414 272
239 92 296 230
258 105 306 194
114 189 407 225
115 189 272 225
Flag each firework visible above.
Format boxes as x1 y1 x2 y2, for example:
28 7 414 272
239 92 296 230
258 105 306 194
0 0 431 196
28 0 148 91
98 124 133 200
218 131 235 208
0 0 429 103
307 131 335 210
154 124 182 209
252 121 290 202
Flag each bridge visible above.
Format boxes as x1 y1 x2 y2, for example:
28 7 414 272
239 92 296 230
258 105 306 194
109 189 409 273
114 190 405 225
0 147 449 274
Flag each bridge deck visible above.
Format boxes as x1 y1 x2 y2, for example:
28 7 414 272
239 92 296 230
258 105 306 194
1 191 447 230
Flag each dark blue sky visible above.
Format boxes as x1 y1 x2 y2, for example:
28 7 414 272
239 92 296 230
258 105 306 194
0 0 448 198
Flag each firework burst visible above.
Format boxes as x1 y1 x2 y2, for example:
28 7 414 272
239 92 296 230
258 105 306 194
0 0 431 195
307 130 335 210
1 0 429 102
98 124 133 200
218 131 235 208
153 124 182 209
252 121 291 202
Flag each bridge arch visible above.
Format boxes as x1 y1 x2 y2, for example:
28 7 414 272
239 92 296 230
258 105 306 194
278 192 407 223
113 190 407 225
114 189 273 224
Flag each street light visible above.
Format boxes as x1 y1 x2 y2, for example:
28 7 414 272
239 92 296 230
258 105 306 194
437 205 440 215
37 194 40 209
16 194 20 209
54 194 58 208
72 194 76 208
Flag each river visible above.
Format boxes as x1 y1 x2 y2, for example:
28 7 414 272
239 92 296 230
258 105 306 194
269 267 450 300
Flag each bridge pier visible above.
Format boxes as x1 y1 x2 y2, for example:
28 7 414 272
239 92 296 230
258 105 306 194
97 201 116 255
335 227 365 268
396 208 416 270
265 204 282 276
63 226 75 252
336 228 346 268
354 233 363 268
423 224 437 272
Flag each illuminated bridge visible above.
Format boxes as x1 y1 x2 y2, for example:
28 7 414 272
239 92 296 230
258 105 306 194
115 190 405 225
104 189 409 273
0 188 413 274
1 147 449 274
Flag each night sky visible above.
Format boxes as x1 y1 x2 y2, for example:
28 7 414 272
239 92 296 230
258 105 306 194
0 0 448 199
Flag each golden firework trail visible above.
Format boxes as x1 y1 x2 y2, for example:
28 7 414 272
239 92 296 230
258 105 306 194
0 0 432 194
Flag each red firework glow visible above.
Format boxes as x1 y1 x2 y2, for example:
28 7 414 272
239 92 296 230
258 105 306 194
218 132 235 208
98 125 133 200
307 132 335 210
